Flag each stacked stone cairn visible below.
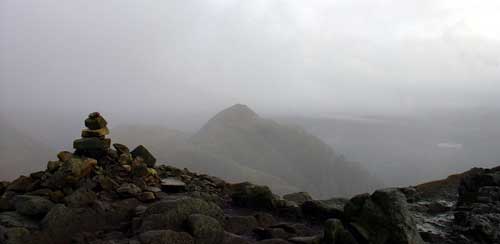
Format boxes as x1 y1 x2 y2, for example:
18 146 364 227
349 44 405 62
73 112 111 157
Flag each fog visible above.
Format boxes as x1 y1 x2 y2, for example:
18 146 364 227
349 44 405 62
1 1 500 186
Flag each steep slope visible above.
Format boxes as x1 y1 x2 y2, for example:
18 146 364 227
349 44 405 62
190 104 381 198
111 124 300 194
0 119 54 180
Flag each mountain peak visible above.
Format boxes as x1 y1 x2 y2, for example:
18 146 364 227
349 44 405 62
211 104 259 123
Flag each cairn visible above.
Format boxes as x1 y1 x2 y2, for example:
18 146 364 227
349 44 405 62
73 112 111 157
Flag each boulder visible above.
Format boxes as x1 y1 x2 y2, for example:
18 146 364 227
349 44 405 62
64 188 97 207
138 230 194 244
14 195 54 217
344 188 424 244
224 215 258 235
288 236 321 244
46 161 62 172
140 197 224 231
222 231 251 244
255 239 290 244
0 211 39 229
254 212 277 227
186 214 224 244
230 182 276 210
283 192 313 205
131 145 156 167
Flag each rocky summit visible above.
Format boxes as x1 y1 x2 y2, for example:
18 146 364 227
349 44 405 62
0 113 499 244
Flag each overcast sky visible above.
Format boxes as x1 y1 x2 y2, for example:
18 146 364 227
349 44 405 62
1 0 500 124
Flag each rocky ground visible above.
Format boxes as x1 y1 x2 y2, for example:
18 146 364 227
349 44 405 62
0 113 499 244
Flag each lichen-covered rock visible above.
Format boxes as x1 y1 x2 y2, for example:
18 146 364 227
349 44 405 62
139 230 194 244
187 214 224 244
283 192 313 205
344 188 424 244
6 176 36 193
140 197 224 232
13 195 54 217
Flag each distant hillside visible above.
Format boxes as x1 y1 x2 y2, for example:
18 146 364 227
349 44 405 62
0 119 54 180
189 104 381 197
112 105 381 197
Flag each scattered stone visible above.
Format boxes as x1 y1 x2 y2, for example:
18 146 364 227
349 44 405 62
113 143 130 155
6 176 35 193
186 214 224 244
131 145 156 168
117 183 142 197
283 192 313 205
138 192 156 202
141 197 224 232
47 160 62 172
14 195 54 217
57 151 73 162
160 178 187 193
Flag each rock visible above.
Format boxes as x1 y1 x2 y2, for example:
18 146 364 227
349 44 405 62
113 143 130 155
344 188 424 244
47 160 62 172
0 211 39 229
255 239 290 244
81 127 110 137
6 176 35 193
0 181 8 195
288 236 321 244
160 178 187 193
138 230 194 244
56 151 73 162
283 192 313 205
254 212 277 227
48 190 65 203
27 188 52 197
64 188 96 207
131 145 156 167
230 182 276 210
222 231 251 244
224 215 258 235
254 227 293 241
0 227 30 244
137 192 156 202
301 200 344 221
40 204 109 244
323 218 357 244
85 116 108 130
117 183 142 197
73 138 111 150
98 175 119 191
141 197 224 231
14 195 54 217
186 214 224 244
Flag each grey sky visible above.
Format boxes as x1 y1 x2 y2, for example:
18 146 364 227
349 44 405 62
1 0 500 121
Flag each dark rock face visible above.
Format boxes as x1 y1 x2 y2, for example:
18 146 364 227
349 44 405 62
453 167 500 243
344 188 424 244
